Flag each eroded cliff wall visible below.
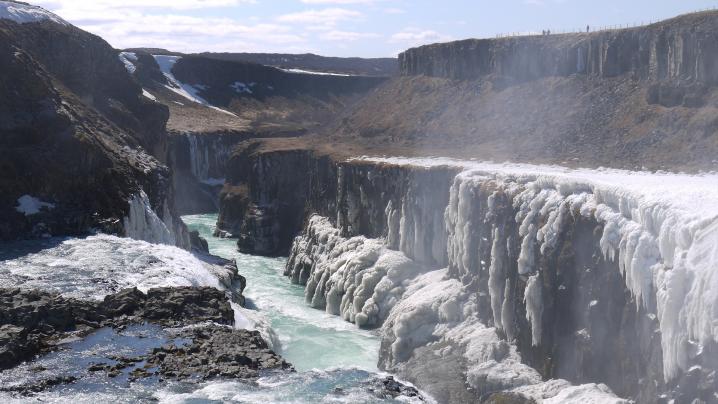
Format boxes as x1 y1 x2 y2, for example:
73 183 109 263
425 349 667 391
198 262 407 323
399 11 718 86
220 146 718 403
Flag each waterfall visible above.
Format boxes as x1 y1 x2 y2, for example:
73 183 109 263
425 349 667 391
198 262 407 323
186 134 210 181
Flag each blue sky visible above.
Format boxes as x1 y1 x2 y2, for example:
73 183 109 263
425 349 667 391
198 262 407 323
33 0 718 57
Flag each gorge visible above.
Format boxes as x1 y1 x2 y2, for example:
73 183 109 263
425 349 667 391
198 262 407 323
1 1 718 403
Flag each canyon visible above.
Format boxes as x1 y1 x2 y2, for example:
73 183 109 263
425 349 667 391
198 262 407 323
1 1 718 403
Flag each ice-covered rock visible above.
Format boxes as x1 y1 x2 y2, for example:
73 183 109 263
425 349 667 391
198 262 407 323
123 190 177 246
287 215 429 328
276 155 718 402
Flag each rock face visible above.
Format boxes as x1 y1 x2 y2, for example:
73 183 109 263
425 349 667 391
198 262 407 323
142 325 291 380
219 147 718 403
217 143 337 255
0 286 245 370
170 56 387 104
0 12 187 244
400 11 718 85
323 11 718 172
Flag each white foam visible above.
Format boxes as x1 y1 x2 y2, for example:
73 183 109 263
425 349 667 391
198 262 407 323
0 234 230 301
15 194 54 216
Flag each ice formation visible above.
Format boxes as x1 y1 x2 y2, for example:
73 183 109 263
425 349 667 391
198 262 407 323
0 1 67 25
287 156 718 400
152 55 237 116
123 190 176 245
286 215 429 328
15 194 55 216
359 156 718 382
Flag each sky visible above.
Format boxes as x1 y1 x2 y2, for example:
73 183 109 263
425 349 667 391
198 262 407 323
31 0 718 58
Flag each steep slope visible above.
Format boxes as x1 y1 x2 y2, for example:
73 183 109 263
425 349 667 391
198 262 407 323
0 1 185 245
122 49 386 214
196 52 397 77
322 11 718 172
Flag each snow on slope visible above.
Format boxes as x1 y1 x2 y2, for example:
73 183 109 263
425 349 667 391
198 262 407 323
280 67 353 76
0 1 67 25
142 89 157 101
358 156 718 381
118 51 137 74
152 54 237 116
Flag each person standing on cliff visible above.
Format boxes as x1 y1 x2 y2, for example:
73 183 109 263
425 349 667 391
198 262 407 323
586 25 590 32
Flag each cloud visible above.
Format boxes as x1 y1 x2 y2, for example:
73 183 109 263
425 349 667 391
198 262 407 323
29 1 394 56
33 0 255 11
319 30 380 41
300 0 383 4
390 29 452 47
31 2 308 53
383 8 405 14
276 8 362 25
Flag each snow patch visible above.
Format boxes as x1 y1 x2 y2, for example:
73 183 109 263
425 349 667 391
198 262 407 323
0 1 67 25
118 51 137 74
152 55 237 116
231 81 254 94
280 67 353 76
15 194 54 216
142 89 157 101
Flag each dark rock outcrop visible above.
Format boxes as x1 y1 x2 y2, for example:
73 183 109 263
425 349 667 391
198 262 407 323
217 142 337 256
400 11 718 85
144 326 291 380
364 376 424 401
0 14 185 243
0 286 243 370
196 52 397 77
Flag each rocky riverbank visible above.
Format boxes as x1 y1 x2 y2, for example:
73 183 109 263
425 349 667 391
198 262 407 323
0 286 291 395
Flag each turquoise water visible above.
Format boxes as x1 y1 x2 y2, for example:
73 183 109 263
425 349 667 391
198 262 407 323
0 216 422 403
182 214 381 372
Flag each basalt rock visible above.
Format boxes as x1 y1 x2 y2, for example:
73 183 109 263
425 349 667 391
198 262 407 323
0 14 182 242
0 285 244 370
400 11 718 85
